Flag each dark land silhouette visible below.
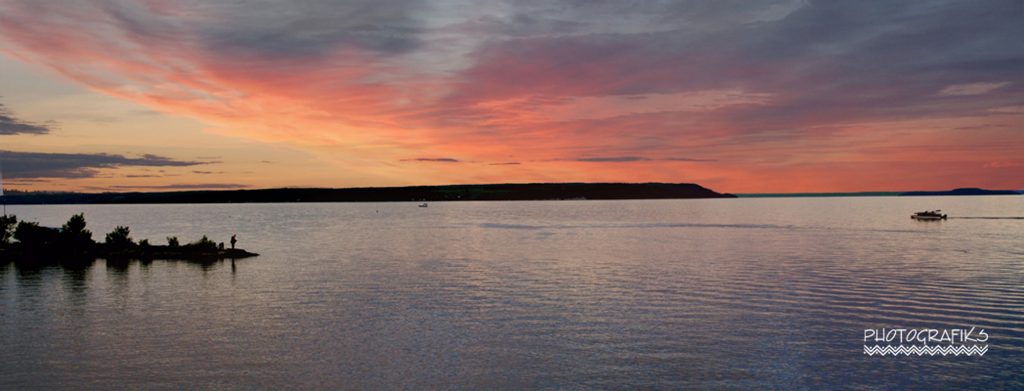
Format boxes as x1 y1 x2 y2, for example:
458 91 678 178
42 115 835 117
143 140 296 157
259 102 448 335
1 183 734 205
741 188 1021 198
899 188 1022 196
0 213 257 266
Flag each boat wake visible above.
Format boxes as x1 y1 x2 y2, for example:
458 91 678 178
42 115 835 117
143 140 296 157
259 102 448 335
949 217 1024 220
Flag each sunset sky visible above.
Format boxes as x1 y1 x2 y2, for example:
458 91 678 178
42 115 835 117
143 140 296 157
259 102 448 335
1 0 1021 193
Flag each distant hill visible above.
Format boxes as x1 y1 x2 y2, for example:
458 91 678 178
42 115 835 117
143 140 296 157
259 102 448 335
0 183 735 205
899 188 1022 196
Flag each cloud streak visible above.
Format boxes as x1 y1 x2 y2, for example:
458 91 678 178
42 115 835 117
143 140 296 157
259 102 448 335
400 157 461 163
0 102 50 135
575 156 649 163
566 156 715 163
108 183 248 190
0 150 208 179
940 82 1012 96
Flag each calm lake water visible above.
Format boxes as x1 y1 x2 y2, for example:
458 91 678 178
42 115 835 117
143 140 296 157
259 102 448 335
1 196 1022 389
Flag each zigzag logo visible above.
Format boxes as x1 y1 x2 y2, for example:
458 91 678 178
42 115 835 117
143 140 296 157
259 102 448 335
863 345 988 356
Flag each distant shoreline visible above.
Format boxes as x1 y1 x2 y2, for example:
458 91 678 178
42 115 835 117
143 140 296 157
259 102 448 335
741 188 1021 198
3 184 1019 205
0 182 734 205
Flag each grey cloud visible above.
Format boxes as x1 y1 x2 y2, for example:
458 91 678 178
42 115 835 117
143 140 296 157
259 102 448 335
0 150 209 179
24 0 428 66
0 103 50 135
466 0 802 38
454 0 1024 133
198 0 426 58
446 12 584 39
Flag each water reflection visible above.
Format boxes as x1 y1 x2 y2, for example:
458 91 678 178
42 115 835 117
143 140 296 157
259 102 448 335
1 256 240 284
105 258 131 276
198 259 219 273
11 263 46 313
13 262 44 286
62 261 92 309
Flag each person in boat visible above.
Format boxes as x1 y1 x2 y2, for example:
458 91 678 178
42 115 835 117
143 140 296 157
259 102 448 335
230 234 237 249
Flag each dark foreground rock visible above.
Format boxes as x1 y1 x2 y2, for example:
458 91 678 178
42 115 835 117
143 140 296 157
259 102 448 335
1 244 258 263
105 246 259 261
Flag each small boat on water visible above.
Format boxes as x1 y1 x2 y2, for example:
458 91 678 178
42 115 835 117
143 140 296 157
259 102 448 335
911 210 947 220
418 202 428 207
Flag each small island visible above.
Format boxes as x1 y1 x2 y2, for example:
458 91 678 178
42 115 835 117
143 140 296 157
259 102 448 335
0 213 258 266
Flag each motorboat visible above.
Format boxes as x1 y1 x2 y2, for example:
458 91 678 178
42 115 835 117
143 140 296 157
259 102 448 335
911 210 946 220
418 202 428 207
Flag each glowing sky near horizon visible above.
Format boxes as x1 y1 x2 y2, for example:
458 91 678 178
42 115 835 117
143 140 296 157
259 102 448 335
0 0 1022 193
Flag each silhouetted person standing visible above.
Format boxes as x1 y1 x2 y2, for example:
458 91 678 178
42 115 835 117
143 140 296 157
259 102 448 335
230 234 237 249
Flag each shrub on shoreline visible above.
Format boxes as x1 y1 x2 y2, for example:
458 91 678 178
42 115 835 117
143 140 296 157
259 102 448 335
105 226 135 249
